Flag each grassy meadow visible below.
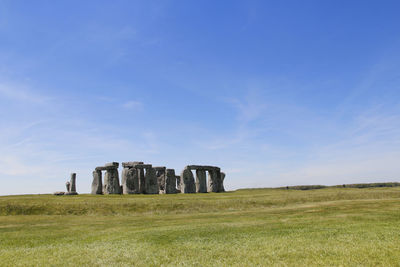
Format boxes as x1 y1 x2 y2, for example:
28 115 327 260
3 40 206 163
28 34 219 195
1 187 400 266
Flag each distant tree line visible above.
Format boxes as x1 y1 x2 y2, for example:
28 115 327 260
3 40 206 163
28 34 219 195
278 182 400 190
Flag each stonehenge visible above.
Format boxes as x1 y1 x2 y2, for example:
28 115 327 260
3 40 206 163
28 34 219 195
55 163 225 195
90 162 226 195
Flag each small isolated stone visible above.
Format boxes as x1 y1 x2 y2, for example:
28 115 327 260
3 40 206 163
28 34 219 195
65 181 70 192
53 191 65 196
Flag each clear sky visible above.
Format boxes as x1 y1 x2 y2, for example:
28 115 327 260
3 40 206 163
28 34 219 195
1 0 400 195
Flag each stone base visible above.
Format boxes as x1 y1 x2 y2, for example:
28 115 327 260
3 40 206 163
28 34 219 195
65 192 78 195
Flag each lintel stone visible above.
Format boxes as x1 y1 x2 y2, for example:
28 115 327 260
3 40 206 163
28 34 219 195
122 162 144 168
186 165 220 171
105 162 119 168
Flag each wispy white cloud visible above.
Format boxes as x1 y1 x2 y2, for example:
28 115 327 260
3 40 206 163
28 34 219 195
122 100 143 110
225 88 268 123
0 83 50 104
260 102 400 187
193 89 269 150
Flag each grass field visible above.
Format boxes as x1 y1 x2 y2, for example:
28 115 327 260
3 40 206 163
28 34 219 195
1 187 400 266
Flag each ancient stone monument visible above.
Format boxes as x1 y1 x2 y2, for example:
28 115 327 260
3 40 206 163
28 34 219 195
54 173 78 195
121 161 145 194
121 165 139 194
180 167 196 193
64 173 78 195
69 173 77 193
91 169 102 194
89 161 226 195
195 169 207 193
185 165 225 193
65 181 70 192
154 166 166 194
55 161 225 196
92 162 121 194
165 169 178 194
120 162 158 194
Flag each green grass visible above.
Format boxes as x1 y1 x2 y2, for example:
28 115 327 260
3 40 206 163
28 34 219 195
1 187 400 266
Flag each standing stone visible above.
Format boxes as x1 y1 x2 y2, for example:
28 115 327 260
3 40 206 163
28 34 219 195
122 168 139 194
144 167 159 194
219 172 226 192
70 173 77 193
195 169 207 193
65 181 71 193
112 168 121 194
156 168 166 193
180 167 196 193
103 168 121 194
138 168 146 194
91 170 102 194
121 168 128 193
165 169 177 194
65 173 78 195
207 169 219 192
176 176 181 193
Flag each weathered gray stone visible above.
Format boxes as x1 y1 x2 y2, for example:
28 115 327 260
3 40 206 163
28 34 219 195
121 168 128 192
219 172 226 192
105 162 119 168
95 166 117 171
145 167 158 194
70 173 77 193
180 167 196 193
207 169 219 192
65 181 70 193
138 168 146 193
186 165 220 171
165 169 177 194
91 170 102 194
103 168 121 194
122 167 140 194
133 164 152 169
155 167 166 193
53 191 65 195
122 161 144 168
195 169 207 193
95 162 119 171
153 166 166 170
176 176 181 193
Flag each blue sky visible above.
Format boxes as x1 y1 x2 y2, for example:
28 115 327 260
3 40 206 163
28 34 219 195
1 0 400 195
